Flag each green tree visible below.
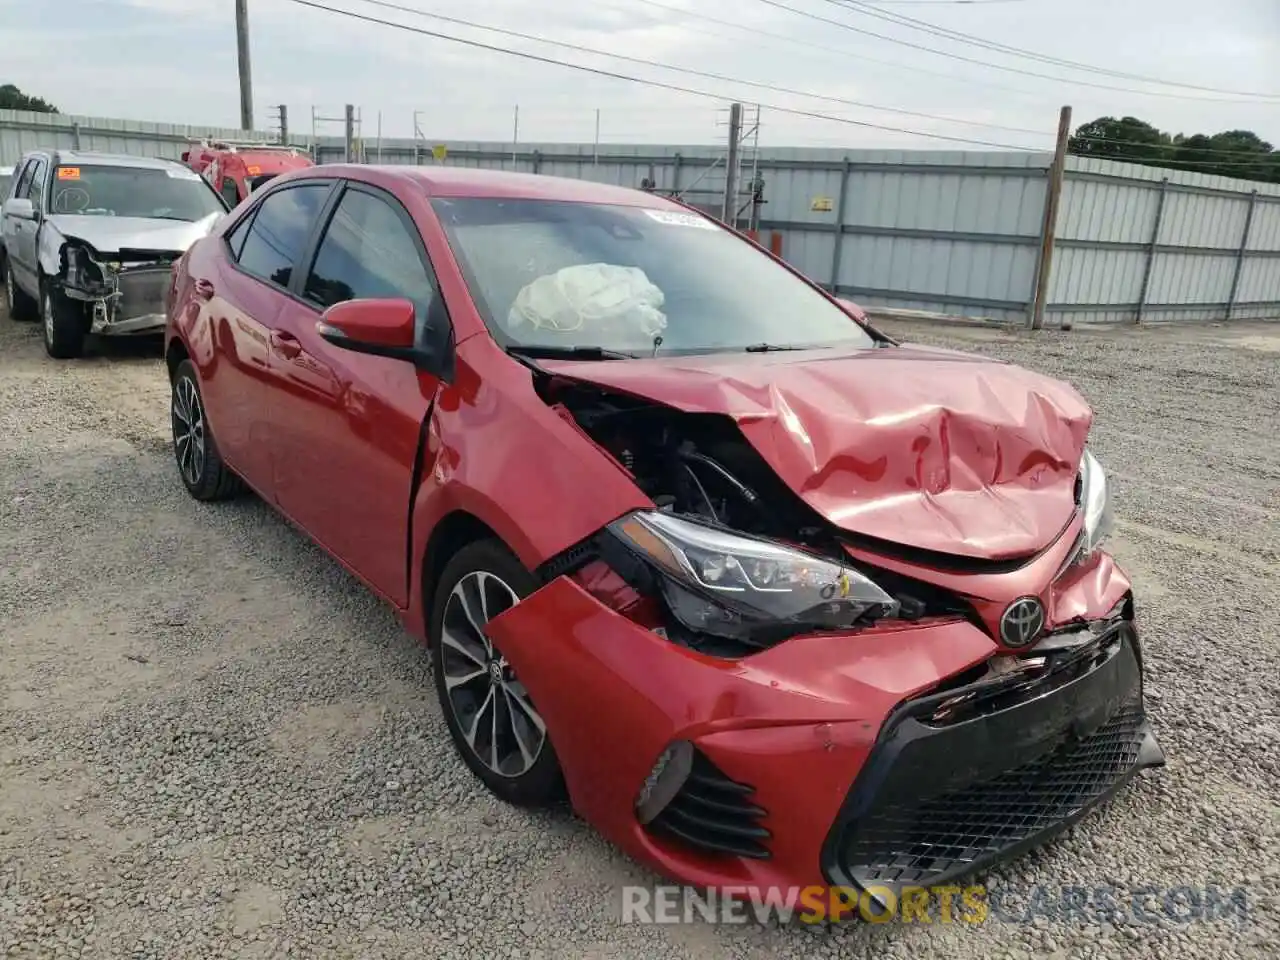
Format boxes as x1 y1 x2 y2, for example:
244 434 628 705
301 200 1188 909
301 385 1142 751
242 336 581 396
0 83 59 113
1068 116 1171 163
1069 115 1279 184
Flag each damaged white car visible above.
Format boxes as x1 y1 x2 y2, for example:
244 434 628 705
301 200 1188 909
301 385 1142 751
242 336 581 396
1 150 228 358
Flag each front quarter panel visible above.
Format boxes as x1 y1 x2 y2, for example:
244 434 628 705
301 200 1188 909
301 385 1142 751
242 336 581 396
405 340 654 636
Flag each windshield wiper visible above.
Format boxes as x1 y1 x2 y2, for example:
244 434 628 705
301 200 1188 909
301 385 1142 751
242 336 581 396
743 342 807 353
506 344 635 361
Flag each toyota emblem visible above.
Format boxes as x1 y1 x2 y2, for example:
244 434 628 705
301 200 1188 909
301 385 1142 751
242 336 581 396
999 597 1045 648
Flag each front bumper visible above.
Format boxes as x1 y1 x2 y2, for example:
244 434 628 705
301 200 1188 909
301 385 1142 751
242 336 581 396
821 621 1162 902
484 566 1161 897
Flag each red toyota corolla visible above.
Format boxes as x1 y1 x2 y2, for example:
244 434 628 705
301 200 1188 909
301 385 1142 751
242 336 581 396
164 164 1163 906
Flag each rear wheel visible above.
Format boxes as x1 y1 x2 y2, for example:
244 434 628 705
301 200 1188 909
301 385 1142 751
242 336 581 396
3 257 38 322
430 539 565 807
170 359 244 501
41 282 87 358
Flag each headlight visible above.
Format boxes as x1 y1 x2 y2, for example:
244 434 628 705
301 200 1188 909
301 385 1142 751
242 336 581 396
1077 448 1115 559
606 511 898 643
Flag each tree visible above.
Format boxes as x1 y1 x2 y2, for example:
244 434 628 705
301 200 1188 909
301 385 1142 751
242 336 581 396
1068 116 1171 164
1068 115 1279 184
0 84 59 113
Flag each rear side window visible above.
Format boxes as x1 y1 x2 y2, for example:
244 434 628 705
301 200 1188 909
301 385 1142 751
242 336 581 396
235 183 330 289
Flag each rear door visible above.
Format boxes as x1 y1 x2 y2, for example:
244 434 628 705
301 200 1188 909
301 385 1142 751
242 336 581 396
266 181 449 605
193 179 336 491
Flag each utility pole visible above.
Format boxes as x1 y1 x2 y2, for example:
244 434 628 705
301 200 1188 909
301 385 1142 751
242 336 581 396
276 104 288 145
1030 104 1072 330
511 105 520 169
344 103 355 162
235 0 254 131
593 108 600 166
721 102 743 226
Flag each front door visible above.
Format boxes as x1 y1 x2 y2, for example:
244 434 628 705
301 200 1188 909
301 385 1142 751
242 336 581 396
267 182 449 605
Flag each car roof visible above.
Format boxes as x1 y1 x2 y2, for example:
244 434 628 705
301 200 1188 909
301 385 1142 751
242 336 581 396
36 150 190 172
301 164 688 208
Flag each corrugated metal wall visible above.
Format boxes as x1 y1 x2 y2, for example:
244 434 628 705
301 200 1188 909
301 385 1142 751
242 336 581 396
1051 157 1280 323
5 108 1279 325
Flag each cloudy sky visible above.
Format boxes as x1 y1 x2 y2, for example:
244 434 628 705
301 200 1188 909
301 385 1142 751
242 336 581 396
2 0 1277 152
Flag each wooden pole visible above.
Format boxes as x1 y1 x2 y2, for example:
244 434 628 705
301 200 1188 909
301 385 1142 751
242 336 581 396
1030 105 1071 330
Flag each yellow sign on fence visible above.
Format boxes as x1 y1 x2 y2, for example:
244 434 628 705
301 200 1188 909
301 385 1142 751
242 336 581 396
432 144 448 162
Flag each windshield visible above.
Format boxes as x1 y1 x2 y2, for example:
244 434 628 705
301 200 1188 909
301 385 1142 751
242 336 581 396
430 197 876 356
49 164 226 221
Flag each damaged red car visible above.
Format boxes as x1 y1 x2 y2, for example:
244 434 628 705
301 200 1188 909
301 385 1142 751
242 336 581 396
164 164 1164 903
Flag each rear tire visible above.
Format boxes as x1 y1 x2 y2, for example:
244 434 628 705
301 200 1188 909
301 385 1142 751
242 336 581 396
41 282 87 358
430 539 565 808
3 256 38 322
170 359 244 501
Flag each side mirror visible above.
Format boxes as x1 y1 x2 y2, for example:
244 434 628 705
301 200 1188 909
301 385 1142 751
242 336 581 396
317 297 422 363
2 197 36 221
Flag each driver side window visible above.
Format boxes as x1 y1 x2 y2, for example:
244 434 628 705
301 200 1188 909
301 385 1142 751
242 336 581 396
26 160 48 213
302 186 441 342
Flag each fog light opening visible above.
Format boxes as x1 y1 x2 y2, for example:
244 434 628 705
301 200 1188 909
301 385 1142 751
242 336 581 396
634 740 694 825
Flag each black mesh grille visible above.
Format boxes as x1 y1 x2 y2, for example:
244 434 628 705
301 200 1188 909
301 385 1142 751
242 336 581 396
648 750 771 859
838 698 1146 888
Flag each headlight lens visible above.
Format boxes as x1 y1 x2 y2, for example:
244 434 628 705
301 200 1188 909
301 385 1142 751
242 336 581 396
606 511 898 641
1078 448 1115 559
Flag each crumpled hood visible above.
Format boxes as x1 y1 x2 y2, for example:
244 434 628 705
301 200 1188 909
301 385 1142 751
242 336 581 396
47 212 221 256
539 344 1093 561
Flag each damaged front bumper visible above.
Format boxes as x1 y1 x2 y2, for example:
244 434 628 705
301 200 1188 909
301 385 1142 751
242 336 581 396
484 560 1163 897
61 244 178 336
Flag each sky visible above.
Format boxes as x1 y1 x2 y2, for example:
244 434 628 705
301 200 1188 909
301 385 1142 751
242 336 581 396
2 0 1277 152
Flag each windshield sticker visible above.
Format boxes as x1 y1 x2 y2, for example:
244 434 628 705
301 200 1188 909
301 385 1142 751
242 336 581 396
57 168 81 181
166 168 202 180
642 209 718 230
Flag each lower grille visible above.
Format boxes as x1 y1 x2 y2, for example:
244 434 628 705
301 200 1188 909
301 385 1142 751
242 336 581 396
839 699 1145 887
823 626 1161 892
648 750 771 859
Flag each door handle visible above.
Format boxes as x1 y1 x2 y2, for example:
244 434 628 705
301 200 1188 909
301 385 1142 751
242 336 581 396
193 278 215 301
271 331 302 359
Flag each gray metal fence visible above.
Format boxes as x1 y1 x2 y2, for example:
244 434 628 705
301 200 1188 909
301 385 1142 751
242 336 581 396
4 107 1279 326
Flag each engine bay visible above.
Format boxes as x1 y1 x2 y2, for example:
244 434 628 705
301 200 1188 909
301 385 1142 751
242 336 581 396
536 374 977 654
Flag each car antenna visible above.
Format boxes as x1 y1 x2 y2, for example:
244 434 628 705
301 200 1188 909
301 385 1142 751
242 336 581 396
651 334 663 358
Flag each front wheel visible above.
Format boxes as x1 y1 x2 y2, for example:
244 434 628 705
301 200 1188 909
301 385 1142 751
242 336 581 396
430 539 565 807
170 359 244 501
41 283 87 358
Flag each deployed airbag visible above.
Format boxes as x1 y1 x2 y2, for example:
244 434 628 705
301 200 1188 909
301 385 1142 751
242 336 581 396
507 263 668 339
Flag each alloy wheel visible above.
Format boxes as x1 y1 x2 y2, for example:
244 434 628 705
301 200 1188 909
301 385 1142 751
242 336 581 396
439 571 546 778
171 376 206 487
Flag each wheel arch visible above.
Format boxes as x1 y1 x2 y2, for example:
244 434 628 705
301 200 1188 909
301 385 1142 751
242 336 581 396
418 510 505 644
166 336 191 381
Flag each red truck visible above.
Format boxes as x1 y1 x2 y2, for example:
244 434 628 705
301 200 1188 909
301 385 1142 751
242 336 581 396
181 138 313 208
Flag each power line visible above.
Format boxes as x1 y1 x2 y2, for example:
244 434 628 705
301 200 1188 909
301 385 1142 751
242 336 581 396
828 0 1280 99
282 0 1046 150
752 0 1280 103
341 0 1054 138
613 0 1063 103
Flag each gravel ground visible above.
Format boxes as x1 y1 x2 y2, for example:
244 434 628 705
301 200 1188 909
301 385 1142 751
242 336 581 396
0 303 1277 960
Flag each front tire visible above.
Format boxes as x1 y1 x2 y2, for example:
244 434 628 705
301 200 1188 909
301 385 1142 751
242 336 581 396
430 539 565 807
170 359 244 501
41 282 87 358
4 256 38 322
